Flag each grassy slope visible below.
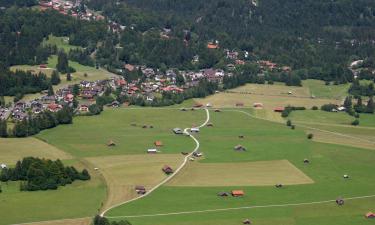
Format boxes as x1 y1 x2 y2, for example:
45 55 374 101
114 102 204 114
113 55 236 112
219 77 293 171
42 35 82 53
107 110 375 225
302 79 350 100
37 108 206 158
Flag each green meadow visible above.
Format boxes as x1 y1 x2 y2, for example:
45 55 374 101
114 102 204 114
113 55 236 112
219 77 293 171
106 109 375 225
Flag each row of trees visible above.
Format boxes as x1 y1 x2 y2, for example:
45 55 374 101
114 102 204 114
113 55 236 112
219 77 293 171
0 157 90 191
93 215 131 225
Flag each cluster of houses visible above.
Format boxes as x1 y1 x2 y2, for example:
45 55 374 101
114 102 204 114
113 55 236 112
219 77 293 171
39 0 104 21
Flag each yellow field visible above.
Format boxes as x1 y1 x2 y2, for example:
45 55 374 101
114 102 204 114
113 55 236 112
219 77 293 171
167 160 314 187
195 84 340 112
86 154 184 209
0 137 72 165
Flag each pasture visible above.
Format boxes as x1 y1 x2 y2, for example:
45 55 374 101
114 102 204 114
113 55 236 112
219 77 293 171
167 160 313 187
302 79 350 99
37 108 205 158
42 35 82 52
106 109 375 225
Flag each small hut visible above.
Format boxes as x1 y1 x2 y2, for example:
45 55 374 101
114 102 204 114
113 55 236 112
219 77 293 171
214 109 221 112
154 141 163 147
275 184 283 188
149 125 154 129
243 219 252 224
135 186 146 195
162 165 174 175
218 192 230 197
303 159 310 164
234 145 247 151
207 123 214 127
343 174 350 179
231 190 244 197
336 198 345 206
239 135 245 139
193 152 203 157
107 140 116 147
365 212 375 219
142 125 148 129
180 108 187 111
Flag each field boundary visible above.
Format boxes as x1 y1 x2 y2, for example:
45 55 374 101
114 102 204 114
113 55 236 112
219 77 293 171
106 194 375 219
100 108 210 216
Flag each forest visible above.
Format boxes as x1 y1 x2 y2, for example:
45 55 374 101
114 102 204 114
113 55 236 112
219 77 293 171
0 157 90 191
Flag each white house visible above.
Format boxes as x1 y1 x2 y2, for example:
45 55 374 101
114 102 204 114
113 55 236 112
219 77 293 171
0 163 7 169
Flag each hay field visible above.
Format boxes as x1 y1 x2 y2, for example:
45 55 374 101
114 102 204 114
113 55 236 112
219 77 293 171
167 160 313 187
0 137 72 165
86 154 184 208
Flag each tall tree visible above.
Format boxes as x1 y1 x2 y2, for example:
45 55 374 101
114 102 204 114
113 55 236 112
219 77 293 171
56 51 69 73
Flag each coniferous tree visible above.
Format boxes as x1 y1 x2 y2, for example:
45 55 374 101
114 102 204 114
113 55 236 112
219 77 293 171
367 97 374 114
50 70 61 85
0 120 8 137
47 84 54 96
56 51 69 73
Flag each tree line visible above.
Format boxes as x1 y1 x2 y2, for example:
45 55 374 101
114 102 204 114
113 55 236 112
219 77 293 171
0 157 90 191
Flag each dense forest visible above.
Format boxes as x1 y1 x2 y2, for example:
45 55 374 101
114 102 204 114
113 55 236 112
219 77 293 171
0 157 90 191
89 0 375 82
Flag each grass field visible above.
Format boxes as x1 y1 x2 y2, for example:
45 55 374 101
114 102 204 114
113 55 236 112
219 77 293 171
195 84 341 118
288 110 354 125
106 109 375 225
167 160 313 187
0 137 72 165
37 108 205 158
42 35 82 52
0 159 106 225
86 154 184 209
302 79 350 99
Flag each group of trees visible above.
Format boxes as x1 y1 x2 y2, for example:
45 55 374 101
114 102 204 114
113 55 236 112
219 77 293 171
0 70 51 96
0 157 90 191
93 215 132 225
11 106 73 137
349 80 374 97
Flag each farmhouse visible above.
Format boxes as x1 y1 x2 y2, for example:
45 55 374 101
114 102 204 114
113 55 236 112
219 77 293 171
154 141 163 147
231 190 244 197
162 165 174 174
173 128 183 134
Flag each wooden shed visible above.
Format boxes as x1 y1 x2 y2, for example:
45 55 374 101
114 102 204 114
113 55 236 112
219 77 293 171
365 212 375 219
231 190 244 197
154 141 163 147
234 145 247 151
107 140 116 147
162 165 174 175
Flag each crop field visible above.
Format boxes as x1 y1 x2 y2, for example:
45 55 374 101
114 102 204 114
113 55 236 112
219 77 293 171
106 109 375 225
167 160 313 187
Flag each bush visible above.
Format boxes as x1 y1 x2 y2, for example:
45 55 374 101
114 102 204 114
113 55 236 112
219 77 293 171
286 119 292 126
291 125 296 129
307 133 314 139
321 104 337 112
311 106 318 110
351 119 359 126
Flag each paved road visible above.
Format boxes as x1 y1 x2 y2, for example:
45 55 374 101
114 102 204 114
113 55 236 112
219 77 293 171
100 108 210 217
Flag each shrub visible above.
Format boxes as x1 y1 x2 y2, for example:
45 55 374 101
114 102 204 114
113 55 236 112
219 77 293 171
321 104 337 112
311 106 318 110
351 119 359 126
286 119 292 126
291 125 296 129
307 133 314 139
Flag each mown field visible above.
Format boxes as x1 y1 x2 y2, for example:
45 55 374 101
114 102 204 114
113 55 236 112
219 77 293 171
106 109 375 225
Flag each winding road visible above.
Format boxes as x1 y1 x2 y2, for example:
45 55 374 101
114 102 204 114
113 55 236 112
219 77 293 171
100 108 210 217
